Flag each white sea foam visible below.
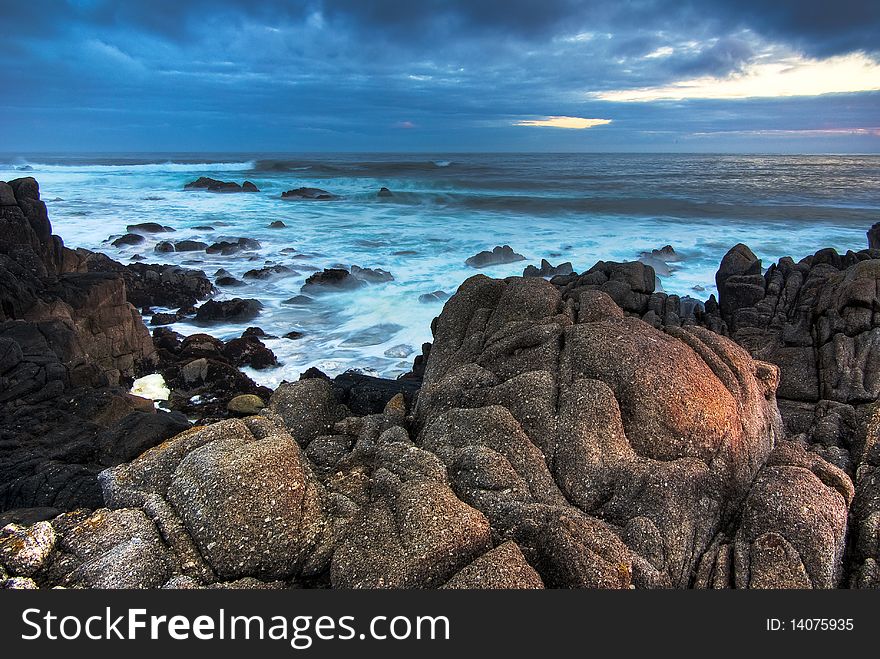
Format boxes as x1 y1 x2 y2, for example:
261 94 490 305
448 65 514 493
130 373 171 403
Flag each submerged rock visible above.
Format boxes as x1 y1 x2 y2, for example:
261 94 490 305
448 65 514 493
111 233 145 247
195 298 263 323
350 265 394 283
377 187 393 198
281 187 335 200
419 290 450 304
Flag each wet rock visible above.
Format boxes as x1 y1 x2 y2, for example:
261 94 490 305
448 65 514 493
222 336 278 369
205 238 262 255
465 245 526 268
155 241 175 253
268 221 286 228
301 268 364 294
281 187 334 200
193 225 215 231
175 240 208 252
128 222 175 234
243 264 296 280
283 331 305 340
377 187 393 198
111 233 145 247
195 298 263 323
215 276 246 287
523 259 574 278
184 178 258 193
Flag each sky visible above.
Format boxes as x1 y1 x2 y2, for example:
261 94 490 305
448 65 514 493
1 0 879 153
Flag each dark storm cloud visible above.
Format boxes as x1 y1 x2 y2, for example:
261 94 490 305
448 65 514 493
1 0 878 152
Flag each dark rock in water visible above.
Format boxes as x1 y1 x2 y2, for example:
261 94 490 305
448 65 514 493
523 259 574 278
350 265 394 283
419 290 450 304
192 225 215 231
242 327 267 338
243 264 296 280
195 298 263 323
206 238 262 255
868 222 880 250
111 233 145 247
130 254 145 261
150 312 180 326
377 187 393 198
283 295 314 305
301 268 364 294
15 165 33 172
281 187 335 200
215 276 246 287
283 331 305 340
127 222 174 234
184 177 257 193
268 221 286 229
641 244 682 263
155 241 175 253
175 240 208 252
465 245 526 268
222 337 278 370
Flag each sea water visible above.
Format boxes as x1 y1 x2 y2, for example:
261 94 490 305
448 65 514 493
1 153 877 385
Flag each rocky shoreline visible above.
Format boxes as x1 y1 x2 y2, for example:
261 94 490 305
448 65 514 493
1 176 878 589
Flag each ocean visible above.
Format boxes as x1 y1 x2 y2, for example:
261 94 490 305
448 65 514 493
1 153 877 386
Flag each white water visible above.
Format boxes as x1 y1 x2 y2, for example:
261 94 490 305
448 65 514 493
2 153 876 384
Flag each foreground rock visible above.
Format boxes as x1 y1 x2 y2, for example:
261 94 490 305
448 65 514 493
1 178 188 510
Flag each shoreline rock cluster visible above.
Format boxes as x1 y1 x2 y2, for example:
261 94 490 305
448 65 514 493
2 176 879 589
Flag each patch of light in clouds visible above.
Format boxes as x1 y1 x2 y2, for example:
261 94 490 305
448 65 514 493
514 116 613 129
591 52 880 101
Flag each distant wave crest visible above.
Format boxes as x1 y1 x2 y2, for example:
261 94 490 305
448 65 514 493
4 160 256 173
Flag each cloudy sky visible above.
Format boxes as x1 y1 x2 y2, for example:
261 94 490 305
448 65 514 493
2 0 879 152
